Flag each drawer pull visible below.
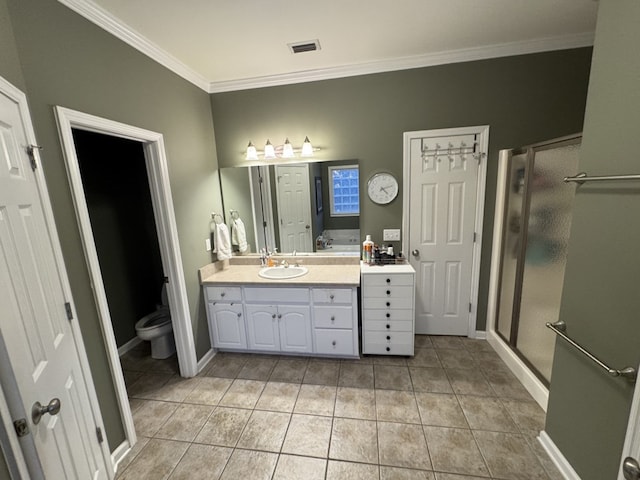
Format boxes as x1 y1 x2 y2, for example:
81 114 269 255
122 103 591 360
331 316 335 322
386 278 391 284
386 324 390 329
386 302 391 307
386 313 390 318
332 340 337 346
220 292 226 297
386 346 391 352
278 314 282 319
237 312 241 318
272 314 276 319
330 294 335 300
386 335 391 340
386 290 391 295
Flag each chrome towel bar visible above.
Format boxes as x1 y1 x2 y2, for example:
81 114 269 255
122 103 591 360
564 172 640 184
546 320 637 381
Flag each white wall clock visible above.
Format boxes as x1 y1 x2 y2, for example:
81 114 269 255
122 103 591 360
367 172 399 205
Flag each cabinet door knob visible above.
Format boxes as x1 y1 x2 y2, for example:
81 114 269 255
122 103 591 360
386 290 391 295
330 294 335 300
272 314 276 319
331 316 335 322
386 335 391 340
332 340 336 346
278 314 282 319
237 312 241 318
220 292 225 297
386 346 391 352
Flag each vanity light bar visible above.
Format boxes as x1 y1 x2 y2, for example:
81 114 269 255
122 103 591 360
245 137 320 161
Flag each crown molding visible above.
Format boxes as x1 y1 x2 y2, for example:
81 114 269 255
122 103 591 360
208 32 594 93
58 0 210 91
57 1 593 95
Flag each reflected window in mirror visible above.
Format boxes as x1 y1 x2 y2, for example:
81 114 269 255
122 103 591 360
329 165 360 217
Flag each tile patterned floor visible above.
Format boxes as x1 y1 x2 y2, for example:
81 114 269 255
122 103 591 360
116 336 563 480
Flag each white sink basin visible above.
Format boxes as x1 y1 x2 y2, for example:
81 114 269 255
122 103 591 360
258 265 308 280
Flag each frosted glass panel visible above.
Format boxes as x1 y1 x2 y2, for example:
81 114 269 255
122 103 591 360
516 143 581 382
496 152 527 341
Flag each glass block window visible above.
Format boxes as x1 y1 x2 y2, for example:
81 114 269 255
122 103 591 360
329 165 359 216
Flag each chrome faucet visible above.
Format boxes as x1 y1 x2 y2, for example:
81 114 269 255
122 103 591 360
281 260 289 268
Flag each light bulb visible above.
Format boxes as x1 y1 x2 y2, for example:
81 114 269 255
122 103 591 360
246 141 258 161
301 136 314 157
264 139 276 159
282 138 295 158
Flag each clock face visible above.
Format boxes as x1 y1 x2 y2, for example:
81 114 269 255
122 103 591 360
367 173 398 205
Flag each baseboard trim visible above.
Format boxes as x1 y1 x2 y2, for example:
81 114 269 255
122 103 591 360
111 439 132 474
474 330 487 340
486 330 548 410
117 337 142 356
197 348 216 373
538 431 581 480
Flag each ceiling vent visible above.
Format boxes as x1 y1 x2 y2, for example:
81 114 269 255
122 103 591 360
288 40 321 54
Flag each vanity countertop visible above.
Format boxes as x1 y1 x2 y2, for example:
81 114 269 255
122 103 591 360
199 257 361 286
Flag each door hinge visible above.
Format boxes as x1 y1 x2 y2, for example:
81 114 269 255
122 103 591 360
163 276 169 284
13 418 30 437
469 302 472 313
96 427 104 443
65 302 73 320
473 232 477 243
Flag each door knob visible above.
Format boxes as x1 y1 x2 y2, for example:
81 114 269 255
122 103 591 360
412 249 420 257
32 398 61 425
623 457 640 480
305 225 310 229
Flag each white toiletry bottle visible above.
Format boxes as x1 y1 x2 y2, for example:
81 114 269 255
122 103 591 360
362 235 374 264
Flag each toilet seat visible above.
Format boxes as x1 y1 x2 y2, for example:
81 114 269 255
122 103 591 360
135 309 172 339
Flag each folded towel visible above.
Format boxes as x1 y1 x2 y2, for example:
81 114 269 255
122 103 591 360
231 217 248 253
213 222 232 261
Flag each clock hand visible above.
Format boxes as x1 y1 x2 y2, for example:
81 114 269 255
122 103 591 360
379 186 388 193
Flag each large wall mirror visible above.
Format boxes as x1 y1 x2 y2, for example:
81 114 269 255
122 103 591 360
219 160 360 255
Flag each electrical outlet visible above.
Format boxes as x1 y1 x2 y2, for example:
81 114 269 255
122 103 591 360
205 238 212 251
383 229 401 241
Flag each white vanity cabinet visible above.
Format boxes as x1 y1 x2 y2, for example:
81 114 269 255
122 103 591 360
203 283 359 358
361 263 415 356
312 288 359 356
205 286 246 349
244 287 312 353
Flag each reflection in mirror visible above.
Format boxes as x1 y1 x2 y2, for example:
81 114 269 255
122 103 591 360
219 160 360 255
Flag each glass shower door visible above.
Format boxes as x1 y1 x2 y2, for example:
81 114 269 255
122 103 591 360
515 141 581 382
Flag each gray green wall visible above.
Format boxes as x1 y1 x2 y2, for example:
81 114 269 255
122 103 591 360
211 48 593 330
545 1 640 478
1 0 222 452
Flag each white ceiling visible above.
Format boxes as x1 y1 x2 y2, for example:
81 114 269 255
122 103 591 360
61 0 598 93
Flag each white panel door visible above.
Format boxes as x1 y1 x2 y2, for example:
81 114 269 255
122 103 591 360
407 129 486 335
0 80 110 478
278 306 312 353
275 164 312 252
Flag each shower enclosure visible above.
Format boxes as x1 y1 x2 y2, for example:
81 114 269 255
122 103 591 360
494 134 581 384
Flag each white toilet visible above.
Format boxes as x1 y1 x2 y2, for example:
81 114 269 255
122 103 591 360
135 285 175 359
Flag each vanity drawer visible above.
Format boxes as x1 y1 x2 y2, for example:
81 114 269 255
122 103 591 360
364 341 414 356
362 274 414 287
363 297 413 310
244 287 309 303
365 331 414 345
314 306 353 329
363 285 413 299
362 308 414 322
312 288 353 305
205 286 242 303
364 320 413 333
315 329 355 356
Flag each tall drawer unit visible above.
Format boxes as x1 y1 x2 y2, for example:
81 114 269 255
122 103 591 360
361 263 415 356
312 287 359 357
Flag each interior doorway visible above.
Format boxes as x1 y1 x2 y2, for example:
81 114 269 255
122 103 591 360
55 106 197 467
